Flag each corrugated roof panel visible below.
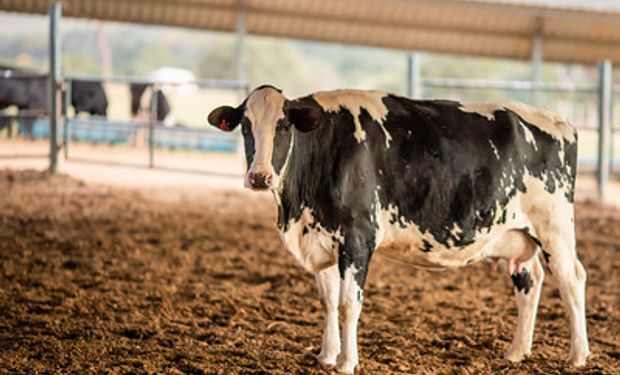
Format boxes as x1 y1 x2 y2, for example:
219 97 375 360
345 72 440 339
544 18 620 43
0 0 619 64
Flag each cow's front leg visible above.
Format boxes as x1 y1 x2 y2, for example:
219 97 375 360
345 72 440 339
336 234 373 374
505 255 545 362
315 264 340 366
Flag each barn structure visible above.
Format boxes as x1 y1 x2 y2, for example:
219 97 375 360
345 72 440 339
0 0 619 199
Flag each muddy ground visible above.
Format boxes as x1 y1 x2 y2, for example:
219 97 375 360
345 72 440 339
0 170 618 374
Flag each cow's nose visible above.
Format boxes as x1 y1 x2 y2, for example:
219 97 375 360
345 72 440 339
248 172 272 189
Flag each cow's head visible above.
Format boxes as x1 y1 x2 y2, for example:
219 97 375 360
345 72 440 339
207 85 321 191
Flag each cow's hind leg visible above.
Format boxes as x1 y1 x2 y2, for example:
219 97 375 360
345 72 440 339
315 264 340 366
336 233 373 374
505 254 544 362
537 232 589 366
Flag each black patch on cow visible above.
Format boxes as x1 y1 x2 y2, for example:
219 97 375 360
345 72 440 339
421 239 433 253
302 226 309 235
511 269 533 294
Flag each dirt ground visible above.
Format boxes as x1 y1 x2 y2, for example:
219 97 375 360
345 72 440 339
0 169 618 375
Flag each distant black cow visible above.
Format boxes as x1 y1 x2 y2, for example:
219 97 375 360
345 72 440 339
69 80 108 117
129 83 170 124
0 68 108 136
0 73 47 135
208 85 589 374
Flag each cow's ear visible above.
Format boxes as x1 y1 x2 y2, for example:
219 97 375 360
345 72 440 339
286 100 322 133
207 105 243 132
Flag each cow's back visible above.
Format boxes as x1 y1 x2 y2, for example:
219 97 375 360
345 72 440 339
369 96 576 261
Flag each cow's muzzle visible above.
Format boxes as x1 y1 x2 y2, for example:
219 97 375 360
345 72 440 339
246 171 276 190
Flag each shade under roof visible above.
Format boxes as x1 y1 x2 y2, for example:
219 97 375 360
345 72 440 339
2 0 620 65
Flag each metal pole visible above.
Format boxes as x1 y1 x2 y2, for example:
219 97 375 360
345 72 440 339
63 79 71 160
406 53 422 98
48 2 61 174
597 60 613 203
531 34 542 105
236 8 247 97
148 86 157 168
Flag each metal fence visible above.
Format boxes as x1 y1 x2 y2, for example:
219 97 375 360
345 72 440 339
407 60 617 202
61 74 248 173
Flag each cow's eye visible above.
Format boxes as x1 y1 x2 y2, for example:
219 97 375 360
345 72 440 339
276 121 290 132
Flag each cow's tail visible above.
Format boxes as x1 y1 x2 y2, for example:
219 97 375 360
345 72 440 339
565 124 578 203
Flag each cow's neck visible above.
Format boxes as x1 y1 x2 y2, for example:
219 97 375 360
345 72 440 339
274 126 340 232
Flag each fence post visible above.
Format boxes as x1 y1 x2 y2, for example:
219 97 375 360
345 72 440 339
63 79 71 160
148 86 158 168
406 53 422 98
531 34 542 105
48 2 62 174
236 8 247 99
597 60 612 203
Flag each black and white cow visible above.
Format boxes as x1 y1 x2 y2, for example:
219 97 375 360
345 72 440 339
207 85 589 373
129 83 172 125
0 69 107 135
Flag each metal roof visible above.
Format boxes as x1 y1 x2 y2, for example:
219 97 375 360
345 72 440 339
2 0 620 65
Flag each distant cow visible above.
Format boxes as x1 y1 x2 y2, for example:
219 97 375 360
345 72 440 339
208 85 589 374
129 83 171 125
70 80 108 117
0 73 47 135
0 68 107 135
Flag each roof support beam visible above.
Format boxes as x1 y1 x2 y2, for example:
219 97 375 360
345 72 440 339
235 9 246 91
406 53 422 99
531 34 543 82
597 60 613 203
531 33 543 105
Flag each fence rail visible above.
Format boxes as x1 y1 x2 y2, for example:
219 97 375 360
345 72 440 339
60 74 246 172
65 74 250 92
422 77 598 93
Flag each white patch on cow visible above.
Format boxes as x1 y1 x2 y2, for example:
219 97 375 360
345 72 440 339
280 207 343 273
458 101 576 143
558 141 566 164
489 140 500 160
277 131 295 188
459 102 497 121
337 264 362 374
245 87 287 184
315 265 340 366
448 222 463 245
312 89 391 147
519 120 538 150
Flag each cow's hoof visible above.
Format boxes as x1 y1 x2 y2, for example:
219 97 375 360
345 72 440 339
316 352 338 367
504 348 529 363
335 355 357 374
567 349 590 367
